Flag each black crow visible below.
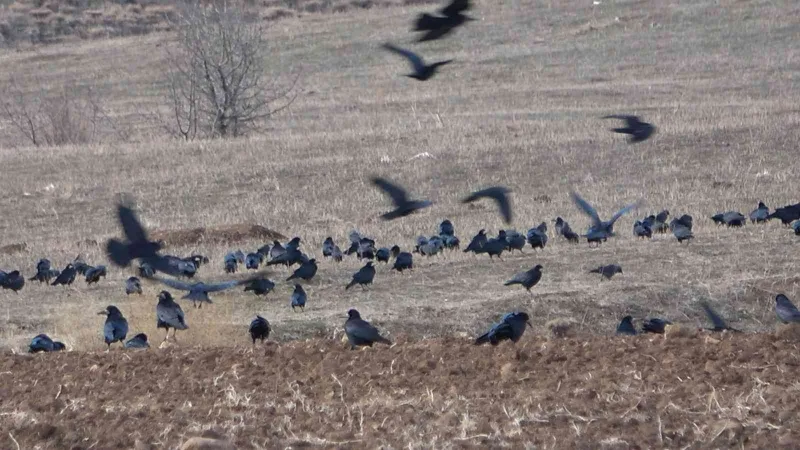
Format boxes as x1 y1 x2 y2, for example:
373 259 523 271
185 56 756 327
749 202 769 223
616 316 637 335
464 229 487 253
590 264 623 280
603 114 656 143
125 276 142 295
346 262 376 290
84 265 107 284
291 284 307 312
462 186 512 224
474 312 531 346
344 309 391 349
0 270 24 292
504 265 543 293
775 294 800 323
224 252 238 273
699 301 741 332
249 315 271 345
413 0 474 42
29 334 65 353
98 305 128 349
156 291 188 342
287 259 318 282
526 222 548 250
147 275 261 308
392 251 414 272
371 176 432 220
124 333 150 349
642 318 672 334
246 252 264 270
51 264 77 286
571 191 640 239
376 248 391 263
382 43 453 81
244 278 276 296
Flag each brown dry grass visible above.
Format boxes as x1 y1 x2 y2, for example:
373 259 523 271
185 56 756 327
0 0 799 444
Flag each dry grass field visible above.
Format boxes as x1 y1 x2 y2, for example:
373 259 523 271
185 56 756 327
1 0 800 447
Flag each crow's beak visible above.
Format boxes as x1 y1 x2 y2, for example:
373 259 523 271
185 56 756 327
97 310 108 316
526 321 532 328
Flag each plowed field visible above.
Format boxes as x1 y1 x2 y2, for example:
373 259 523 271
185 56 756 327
2 332 799 449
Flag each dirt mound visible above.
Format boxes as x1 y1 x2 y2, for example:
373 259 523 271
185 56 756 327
151 224 286 248
1 333 799 448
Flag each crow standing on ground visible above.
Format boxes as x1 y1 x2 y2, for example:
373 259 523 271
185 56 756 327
249 315 271 345
474 312 531 346
245 252 264 270
156 291 188 342
51 264 77 286
749 202 769 223
291 284 307 312
670 214 694 243
344 309 392 350
463 229 487 253
85 265 107 284
642 318 672 334
124 333 150 349
0 270 24 292
376 247 391 263
29 258 54 283
504 265 543 293
633 220 652 238
603 115 656 143
775 294 800 323
616 316 637 335
392 250 414 272
125 276 142 295
287 259 318 282
413 0 474 42
526 222 548 250
462 186 513 224
371 176 433 220
244 278 276 296
767 203 800 225
346 262 376 290
711 211 746 227
382 44 453 81
29 334 66 353
98 305 128 349
590 264 623 280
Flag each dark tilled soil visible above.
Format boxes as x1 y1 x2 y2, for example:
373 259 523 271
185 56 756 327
2 332 799 449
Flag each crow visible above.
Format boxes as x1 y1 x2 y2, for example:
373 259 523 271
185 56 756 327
571 191 640 239
346 262 376 290
246 252 264 270
98 305 128 349
84 265 107 284
699 301 741 332
462 186 512 224
642 318 672 334
475 312 531 346
711 211 746 227
590 264 623 280
504 265 543 293
125 276 142 295
382 43 453 81
224 252 238 273
413 0 475 42
526 222 548 250
29 258 54 283
505 230 526 253
464 229 487 253
287 259 318 282
291 284 307 312
249 315 271 345
147 275 262 308
344 309 392 350
29 334 65 353
603 114 656 143
51 264 77 286
749 202 769 223
0 270 24 292
616 316 637 335
633 220 652 238
392 251 414 272
376 248 391 263
775 294 800 323
244 278 276 296
371 176 433 220
439 219 455 237
322 237 336 258
156 291 188 342
124 333 150 349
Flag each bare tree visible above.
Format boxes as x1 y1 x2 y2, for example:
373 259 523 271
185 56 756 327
165 2 296 140
0 78 120 147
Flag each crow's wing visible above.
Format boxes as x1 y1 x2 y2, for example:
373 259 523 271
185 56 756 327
382 43 426 73
441 0 470 16
570 191 602 227
608 200 642 225
371 176 411 206
117 201 149 244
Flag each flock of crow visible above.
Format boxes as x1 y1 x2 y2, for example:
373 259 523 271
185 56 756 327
6 0 800 354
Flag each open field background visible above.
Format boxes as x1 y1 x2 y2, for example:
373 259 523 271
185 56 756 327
0 0 800 446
